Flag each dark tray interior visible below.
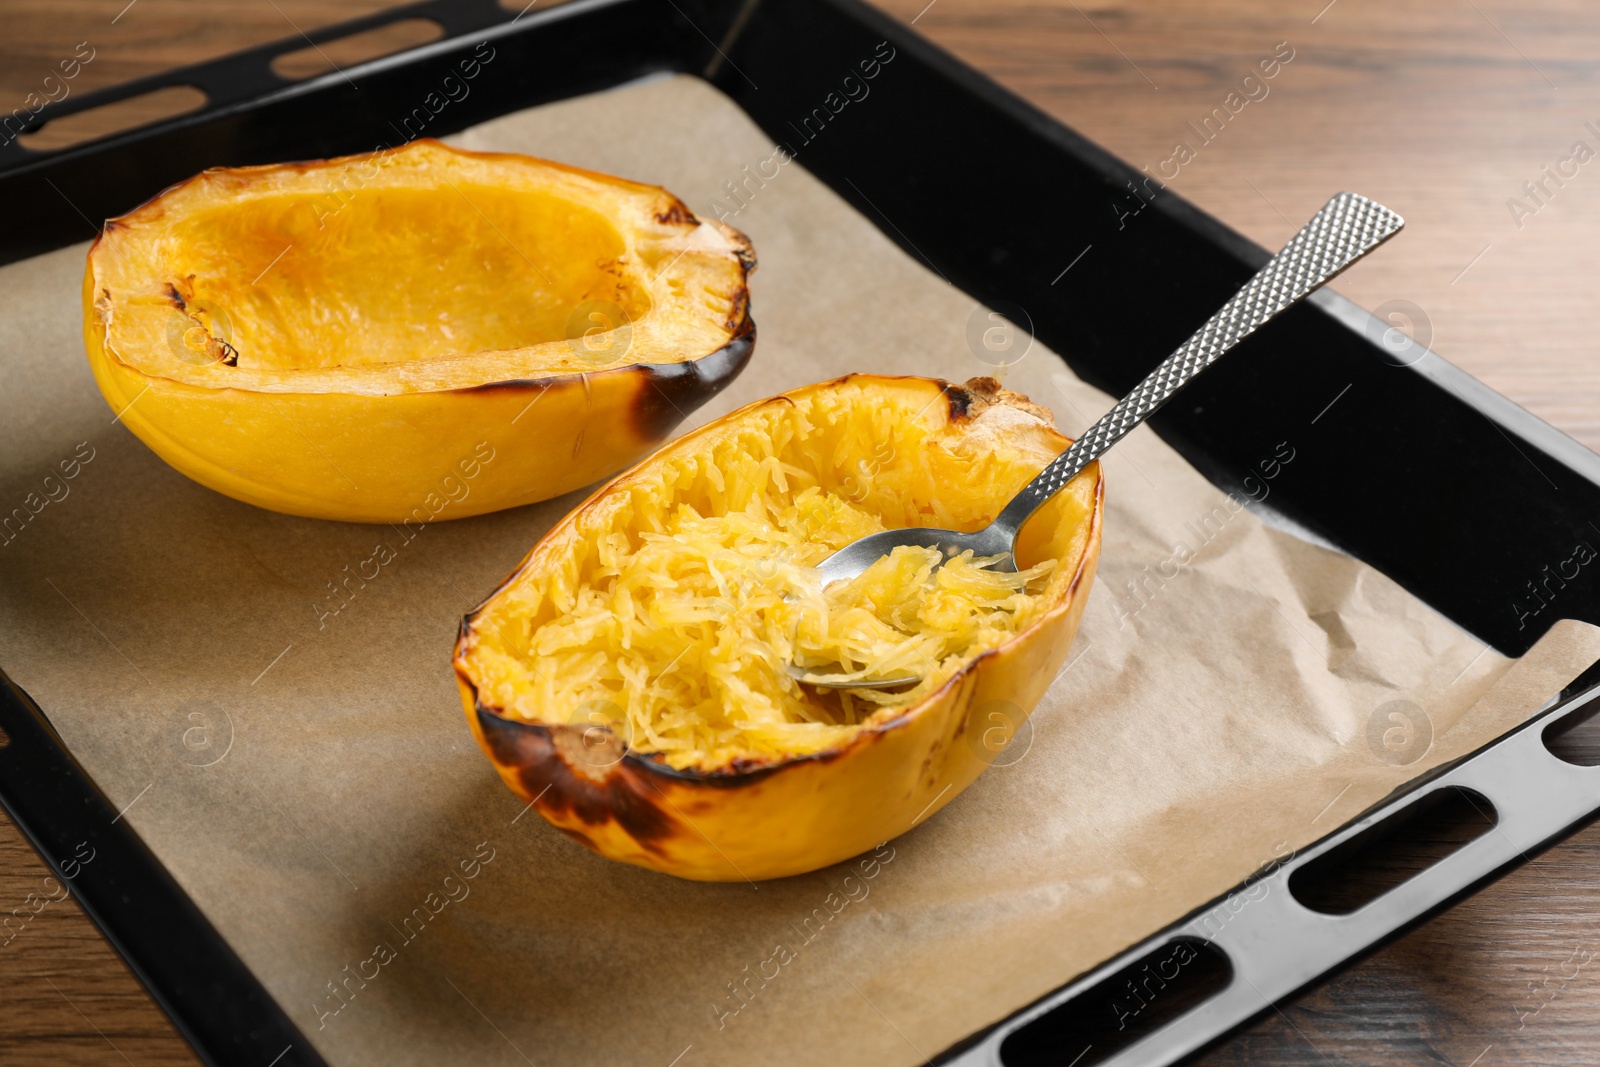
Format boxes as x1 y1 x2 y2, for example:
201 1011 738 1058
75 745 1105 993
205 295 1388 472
3 1 1599 1064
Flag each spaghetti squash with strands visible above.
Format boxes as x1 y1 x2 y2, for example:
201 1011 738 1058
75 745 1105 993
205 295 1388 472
517 491 1055 769
456 375 1104 879
465 378 1072 772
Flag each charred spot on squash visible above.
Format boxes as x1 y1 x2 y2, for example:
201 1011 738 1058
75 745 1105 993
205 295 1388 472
475 706 679 850
948 376 1055 427
943 382 974 421
476 704 552 768
631 319 756 440
518 755 678 851
655 200 697 227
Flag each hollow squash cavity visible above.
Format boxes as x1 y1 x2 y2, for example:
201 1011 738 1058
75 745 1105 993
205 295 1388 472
165 187 647 371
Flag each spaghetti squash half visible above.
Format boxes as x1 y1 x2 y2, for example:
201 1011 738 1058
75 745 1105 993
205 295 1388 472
83 139 754 522
455 375 1102 880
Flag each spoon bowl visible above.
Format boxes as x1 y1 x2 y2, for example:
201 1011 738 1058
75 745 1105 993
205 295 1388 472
813 523 1017 587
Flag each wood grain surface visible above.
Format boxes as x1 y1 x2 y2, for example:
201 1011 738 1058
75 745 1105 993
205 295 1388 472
4 1 1600 1064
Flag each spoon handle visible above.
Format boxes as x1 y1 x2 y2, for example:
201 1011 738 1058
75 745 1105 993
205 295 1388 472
992 191 1404 539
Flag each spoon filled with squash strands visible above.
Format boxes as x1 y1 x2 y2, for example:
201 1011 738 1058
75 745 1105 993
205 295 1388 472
788 191 1404 688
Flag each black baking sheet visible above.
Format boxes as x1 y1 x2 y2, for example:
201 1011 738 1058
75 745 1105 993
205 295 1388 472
4 2 1600 1065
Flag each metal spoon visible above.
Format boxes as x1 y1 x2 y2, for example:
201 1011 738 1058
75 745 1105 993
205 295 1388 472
789 191 1404 689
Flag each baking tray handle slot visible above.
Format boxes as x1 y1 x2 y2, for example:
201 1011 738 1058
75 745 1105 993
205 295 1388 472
1287 785 1497 915
997 937 1232 1067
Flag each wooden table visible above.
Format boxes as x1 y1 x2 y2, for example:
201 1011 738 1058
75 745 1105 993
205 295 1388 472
5 1 1600 1063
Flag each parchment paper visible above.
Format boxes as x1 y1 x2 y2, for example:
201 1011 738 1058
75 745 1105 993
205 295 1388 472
2 74 1597 1066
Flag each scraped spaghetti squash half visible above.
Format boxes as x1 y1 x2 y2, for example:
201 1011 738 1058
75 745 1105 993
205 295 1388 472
83 139 755 522
455 374 1103 881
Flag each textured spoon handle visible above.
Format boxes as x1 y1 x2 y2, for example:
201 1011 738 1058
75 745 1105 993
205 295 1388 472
994 191 1404 538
